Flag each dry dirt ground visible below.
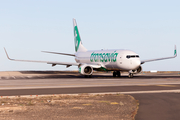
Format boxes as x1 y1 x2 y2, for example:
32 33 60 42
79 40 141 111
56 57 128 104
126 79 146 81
0 94 139 120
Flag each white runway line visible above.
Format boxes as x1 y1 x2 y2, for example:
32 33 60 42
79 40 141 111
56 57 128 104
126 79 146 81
1 89 180 99
93 89 180 95
1 82 180 90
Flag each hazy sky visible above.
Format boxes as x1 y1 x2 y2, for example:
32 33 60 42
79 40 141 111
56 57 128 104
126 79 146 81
0 0 179 71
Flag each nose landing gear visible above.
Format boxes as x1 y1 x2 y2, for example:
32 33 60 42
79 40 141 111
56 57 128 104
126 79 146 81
128 73 134 78
113 71 121 77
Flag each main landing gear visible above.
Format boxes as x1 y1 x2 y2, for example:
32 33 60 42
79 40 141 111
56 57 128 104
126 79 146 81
113 71 121 77
113 71 134 78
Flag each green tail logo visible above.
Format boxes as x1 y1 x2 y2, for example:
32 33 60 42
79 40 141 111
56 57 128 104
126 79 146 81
74 26 81 52
174 49 177 56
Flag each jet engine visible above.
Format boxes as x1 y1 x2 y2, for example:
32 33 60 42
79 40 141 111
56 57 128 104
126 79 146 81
131 66 142 74
79 64 93 75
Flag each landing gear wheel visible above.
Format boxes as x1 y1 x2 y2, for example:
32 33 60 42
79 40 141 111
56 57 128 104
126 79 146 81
113 71 121 77
117 71 121 77
128 73 133 78
113 71 117 77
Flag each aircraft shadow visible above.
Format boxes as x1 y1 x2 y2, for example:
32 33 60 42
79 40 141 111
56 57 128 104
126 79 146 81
17 71 180 79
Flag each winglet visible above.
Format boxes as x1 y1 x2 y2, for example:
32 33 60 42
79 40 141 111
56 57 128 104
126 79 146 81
4 48 14 60
174 45 177 57
141 45 177 64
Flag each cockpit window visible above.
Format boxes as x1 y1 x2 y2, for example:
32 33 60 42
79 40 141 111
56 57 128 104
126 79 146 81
126 55 130 58
126 55 139 59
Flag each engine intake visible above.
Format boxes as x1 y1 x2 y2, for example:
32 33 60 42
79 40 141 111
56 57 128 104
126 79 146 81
132 66 142 74
79 64 93 75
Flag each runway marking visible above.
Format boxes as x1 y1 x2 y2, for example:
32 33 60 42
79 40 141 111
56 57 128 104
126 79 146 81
1 82 180 90
95 89 180 95
1 89 180 99
155 85 177 87
137 84 178 87
110 102 119 105
99 101 110 104
72 107 83 109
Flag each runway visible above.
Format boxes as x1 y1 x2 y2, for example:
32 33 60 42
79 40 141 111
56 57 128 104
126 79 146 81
0 71 180 90
0 71 180 96
1 71 180 120
1 85 180 96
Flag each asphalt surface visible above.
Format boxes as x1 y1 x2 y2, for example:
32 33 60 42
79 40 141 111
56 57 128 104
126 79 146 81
1 71 180 120
0 85 180 96
132 93 180 120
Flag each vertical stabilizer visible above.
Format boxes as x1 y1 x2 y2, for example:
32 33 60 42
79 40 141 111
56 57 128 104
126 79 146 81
73 18 87 52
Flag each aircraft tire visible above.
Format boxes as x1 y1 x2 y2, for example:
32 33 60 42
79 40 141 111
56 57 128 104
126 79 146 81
113 71 117 77
117 71 121 77
128 73 133 78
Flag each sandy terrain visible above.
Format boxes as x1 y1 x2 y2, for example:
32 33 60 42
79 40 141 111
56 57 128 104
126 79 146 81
0 94 138 120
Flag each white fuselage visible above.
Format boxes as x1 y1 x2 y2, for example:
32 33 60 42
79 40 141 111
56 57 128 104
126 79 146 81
75 49 141 71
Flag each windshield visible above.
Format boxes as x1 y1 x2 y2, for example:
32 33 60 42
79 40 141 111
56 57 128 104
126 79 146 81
126 55 139 59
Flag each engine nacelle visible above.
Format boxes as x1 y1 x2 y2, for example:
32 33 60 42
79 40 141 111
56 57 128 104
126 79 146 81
131 66 142 74
79 64 93 75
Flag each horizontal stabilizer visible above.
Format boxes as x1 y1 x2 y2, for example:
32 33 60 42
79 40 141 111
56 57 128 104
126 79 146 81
42 51 75 56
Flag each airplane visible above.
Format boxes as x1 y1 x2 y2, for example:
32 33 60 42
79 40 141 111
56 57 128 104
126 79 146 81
4 19 177 78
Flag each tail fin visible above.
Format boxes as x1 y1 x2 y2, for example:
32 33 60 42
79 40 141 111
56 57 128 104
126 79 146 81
73 19 87 52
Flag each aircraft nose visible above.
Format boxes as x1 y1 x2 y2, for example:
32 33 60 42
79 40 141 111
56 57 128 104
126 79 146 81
133 59 141 69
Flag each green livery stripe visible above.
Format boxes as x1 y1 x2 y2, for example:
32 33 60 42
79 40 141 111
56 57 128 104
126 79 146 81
79 67 81 73
74 26 81 52
98 67 108 71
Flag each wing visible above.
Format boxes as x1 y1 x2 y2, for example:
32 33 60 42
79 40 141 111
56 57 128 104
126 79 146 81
141 45 177 64
4 48 79 68
42 51 75 56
